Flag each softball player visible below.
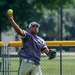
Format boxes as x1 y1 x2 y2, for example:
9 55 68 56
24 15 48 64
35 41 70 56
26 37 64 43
7 14 50 75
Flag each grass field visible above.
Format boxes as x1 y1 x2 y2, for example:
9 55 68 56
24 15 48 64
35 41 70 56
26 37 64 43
0 53 75 75
41 58 75 75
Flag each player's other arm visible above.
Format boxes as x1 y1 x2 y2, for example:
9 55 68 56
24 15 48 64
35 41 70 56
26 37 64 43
7 14 25 37
42 48 50 56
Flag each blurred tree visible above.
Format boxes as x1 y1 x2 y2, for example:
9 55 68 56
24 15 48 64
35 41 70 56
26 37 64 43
0 0 15 41
38 11 57 40
0 0 74 41
63 6 75 40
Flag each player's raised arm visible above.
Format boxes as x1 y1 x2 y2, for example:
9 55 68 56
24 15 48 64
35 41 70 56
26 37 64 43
7 9 26 37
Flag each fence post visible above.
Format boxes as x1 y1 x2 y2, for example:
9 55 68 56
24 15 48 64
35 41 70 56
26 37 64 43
7 46 10 75
2 46 4 75
60 46 62 75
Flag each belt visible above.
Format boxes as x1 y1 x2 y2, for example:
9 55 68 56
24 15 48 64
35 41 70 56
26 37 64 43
23 59 34 63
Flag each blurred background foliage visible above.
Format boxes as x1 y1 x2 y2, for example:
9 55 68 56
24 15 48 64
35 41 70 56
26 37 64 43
0 0 75 41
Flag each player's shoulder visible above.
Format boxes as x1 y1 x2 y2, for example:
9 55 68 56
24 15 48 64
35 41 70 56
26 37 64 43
22 30 30 36
37 36 45 43
37 36 43 40
20 30 28 38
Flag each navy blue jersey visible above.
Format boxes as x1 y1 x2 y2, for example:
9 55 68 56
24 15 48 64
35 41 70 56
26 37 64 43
18 30 47 65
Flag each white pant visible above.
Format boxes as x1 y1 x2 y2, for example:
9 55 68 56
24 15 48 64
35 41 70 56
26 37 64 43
19 59 42 75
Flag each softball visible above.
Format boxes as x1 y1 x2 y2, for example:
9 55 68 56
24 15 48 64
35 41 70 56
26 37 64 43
7 9 13 14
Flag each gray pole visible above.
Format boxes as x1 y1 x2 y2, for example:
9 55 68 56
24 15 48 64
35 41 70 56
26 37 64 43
58 7 63 75
58 7 63 40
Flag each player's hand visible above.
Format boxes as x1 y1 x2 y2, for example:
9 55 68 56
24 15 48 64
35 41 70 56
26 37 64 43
42 48 50 56
7 14 14 21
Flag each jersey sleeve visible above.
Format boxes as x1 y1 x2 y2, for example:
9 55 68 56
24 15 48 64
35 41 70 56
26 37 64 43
20 30 27 38
40 38 48 52
42 41 47 49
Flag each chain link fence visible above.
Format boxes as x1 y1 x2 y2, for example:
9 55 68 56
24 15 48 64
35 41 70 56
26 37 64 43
0 41 75 75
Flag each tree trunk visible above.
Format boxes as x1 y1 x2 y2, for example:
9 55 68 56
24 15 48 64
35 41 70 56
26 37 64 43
0 31 1 57
0 31 1 41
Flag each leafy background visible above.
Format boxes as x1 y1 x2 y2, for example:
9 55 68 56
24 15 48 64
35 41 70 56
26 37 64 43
0 0 75 40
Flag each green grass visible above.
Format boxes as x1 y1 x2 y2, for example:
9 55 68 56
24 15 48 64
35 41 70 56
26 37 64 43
41 59 59 75
62 59 75 75
0 57 75 75
41 58 75 75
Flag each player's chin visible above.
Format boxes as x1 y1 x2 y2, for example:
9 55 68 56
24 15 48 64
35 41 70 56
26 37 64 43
34 30 38 33
33 31 38 34
34 32 38 34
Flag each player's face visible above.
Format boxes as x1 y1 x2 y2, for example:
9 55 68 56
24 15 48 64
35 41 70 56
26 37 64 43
29 25 39 35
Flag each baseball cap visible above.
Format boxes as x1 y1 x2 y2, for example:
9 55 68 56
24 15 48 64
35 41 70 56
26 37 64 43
29 21 40 28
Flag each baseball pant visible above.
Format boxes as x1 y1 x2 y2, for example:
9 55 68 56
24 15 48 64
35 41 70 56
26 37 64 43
19 59 42 75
